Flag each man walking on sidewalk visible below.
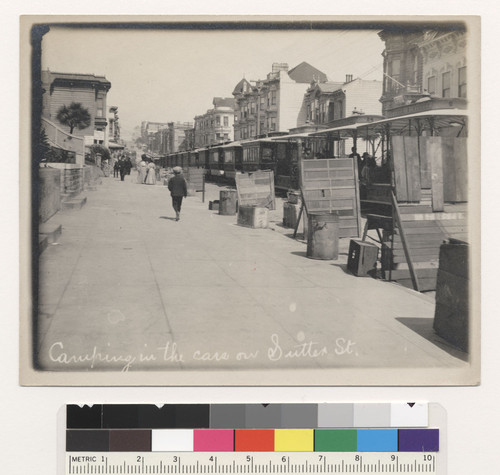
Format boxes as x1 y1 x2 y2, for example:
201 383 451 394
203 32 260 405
168 167 187 221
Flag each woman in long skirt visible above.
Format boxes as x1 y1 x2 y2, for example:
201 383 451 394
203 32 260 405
145 162 156 185
137 160 148 184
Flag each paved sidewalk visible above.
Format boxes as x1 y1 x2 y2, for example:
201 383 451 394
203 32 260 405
36 172 468 372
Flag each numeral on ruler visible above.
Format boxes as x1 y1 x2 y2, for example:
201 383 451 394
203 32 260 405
66 452 437 474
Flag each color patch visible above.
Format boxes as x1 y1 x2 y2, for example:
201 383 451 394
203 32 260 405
193 430 234 451
390 403 428 427
66 430 109 452
137 405 176 429
174 405 210 428
353 404 391 427
210 404 246 429
398 429 439 452
234 430 275 452
67 405 102 429
274 430 314 452
245 405 282 428
317 404 354 428
280 404 318 428
314 430 357 452
357 429 398 452
103 404 140 428
151 430 194 452
109 430 151 452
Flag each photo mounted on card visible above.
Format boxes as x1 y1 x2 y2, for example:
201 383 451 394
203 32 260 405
19 15 480 386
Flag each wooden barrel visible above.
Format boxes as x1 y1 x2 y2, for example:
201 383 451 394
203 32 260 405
433 239 469 352
306 212 340 260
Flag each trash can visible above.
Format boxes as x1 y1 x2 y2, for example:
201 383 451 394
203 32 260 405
306 212 340 260
219 189 237 215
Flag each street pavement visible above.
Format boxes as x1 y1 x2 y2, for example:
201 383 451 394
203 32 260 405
36 170 468 373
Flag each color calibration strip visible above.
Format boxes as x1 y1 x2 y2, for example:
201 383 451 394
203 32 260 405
64 404 443 474
67 427 439 453
67 403 429 429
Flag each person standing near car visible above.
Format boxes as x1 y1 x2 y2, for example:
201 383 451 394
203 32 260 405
167 167 187 221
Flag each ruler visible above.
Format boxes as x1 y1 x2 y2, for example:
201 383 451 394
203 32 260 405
66 452 438 474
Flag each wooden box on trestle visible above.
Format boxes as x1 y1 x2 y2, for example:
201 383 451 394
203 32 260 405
347 240 379 276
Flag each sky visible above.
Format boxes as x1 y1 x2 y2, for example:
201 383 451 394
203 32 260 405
41 24 385 139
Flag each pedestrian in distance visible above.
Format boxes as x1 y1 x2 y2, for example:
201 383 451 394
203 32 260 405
138 159 148 184
113 159 120 178
145 161 156 185
168 166 187 221
119 158 127 182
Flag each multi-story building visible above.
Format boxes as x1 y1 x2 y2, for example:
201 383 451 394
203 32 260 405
378 28 467 117
141 121 170 151
180 127 195 151
194 98 235 147
232 62 328 141
302 75 383 126
167 122 194 154
107 106 120 144
41 70 111 145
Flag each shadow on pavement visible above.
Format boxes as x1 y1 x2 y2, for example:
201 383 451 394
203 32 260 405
159 216 177 221
396 317 469 362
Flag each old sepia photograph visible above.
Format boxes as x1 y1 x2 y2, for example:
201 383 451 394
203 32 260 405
19 16 480 385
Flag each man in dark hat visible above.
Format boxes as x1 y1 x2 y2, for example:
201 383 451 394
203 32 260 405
167 167 187 221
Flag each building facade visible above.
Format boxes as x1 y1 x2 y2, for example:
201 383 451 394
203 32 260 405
194 97 235 147
303 75 383 127
232 62 328 141
107 106 121 145
41 70 112 145
378 28 467 116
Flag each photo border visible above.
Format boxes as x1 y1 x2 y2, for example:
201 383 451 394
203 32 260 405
19 14 481 386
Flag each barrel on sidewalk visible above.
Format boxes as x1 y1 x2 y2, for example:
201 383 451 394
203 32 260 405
306 212 340 260
433 239 469 352
219 189 237 215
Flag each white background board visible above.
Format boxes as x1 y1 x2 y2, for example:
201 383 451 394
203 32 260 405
2 2 499 474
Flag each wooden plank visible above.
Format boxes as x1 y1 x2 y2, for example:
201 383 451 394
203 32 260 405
391 136 408 201
301 158 360 238
236 170 275 210
442 136 457 202
391 191 419 291
404 136 422 202
427 137 444 212
388 268 438 280
419 136 432 189
392 254 439 264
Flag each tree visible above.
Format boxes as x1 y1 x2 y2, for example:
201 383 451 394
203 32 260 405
56 102 91 135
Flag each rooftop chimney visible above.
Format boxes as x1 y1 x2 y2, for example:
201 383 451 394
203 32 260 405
272 63 289 73
346 74 353 83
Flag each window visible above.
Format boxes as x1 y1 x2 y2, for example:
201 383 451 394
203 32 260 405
96 99 103 118
216 116 220 126
223 133 228 141
271 90 277 106
458 67 467 98
427 76 436 95
223 116 228 127
442 71 451 98
270 117 276 131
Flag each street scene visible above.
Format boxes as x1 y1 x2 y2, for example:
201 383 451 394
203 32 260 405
27 20 478 384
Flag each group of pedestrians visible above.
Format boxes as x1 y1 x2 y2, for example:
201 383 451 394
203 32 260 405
113 155 133 181
137 159 158 185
